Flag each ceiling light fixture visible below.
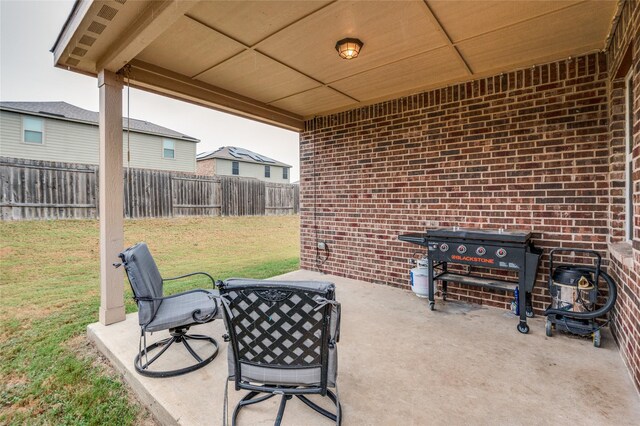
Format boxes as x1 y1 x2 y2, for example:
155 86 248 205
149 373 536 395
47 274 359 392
335 38 363 60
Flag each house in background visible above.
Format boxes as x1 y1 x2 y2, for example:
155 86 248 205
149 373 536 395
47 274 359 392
0 101 199 173
196 146 291 183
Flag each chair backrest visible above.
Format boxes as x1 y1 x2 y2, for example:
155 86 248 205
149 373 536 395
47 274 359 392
119 243 164 326
220 278 338 390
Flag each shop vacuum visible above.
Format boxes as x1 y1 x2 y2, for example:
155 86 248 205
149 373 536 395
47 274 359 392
544 249 618 347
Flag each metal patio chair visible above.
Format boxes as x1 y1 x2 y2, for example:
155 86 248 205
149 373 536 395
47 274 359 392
116 242 220 378
218 278 342 425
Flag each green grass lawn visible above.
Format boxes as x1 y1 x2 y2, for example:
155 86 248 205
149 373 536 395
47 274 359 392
0 215 300 425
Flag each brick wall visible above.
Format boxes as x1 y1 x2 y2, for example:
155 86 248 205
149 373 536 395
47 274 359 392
196 158 215 176
300 8 640 393
300 51 609 313
606 0 640 394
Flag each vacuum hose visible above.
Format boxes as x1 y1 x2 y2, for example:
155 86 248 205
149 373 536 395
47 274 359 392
544 266 617 320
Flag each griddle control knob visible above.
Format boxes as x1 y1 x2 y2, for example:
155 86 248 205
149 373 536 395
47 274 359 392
476 247 486 256
439 243 449 252
457 245 467 254
496 248 507 258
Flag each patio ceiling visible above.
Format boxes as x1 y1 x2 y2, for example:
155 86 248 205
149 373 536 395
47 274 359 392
53 0 618 131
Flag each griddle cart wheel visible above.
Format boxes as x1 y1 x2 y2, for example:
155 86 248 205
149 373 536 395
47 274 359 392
545 318 553 337
593 329 601 348
429 301 435 311
526 307 534 318
517 322 529 334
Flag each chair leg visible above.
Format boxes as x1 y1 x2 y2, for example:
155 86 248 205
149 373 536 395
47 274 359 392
274 395 292 426
230 388 341 426
134 328 219 378
182 338 203 362
232 392 277 426
140 335 177 369
297 390 341 424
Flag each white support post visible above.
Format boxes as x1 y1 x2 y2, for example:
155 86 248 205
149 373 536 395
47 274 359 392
98 69 126 325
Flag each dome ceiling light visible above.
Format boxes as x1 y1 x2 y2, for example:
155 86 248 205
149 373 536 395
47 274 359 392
335 38 363 60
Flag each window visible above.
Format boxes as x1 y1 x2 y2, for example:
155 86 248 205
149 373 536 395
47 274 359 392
624 70 634 241
232 161 239 175
23 116 44 144
163 139 175 159
283 168 289 179
265 165 271 178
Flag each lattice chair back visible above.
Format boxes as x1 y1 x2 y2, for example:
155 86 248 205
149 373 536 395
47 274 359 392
220 279 339 391
118 242 164 326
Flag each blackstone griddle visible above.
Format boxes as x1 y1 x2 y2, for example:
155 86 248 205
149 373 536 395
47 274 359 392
399 227 542 333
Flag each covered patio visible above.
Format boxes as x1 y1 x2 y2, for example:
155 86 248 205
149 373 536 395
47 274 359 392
52 0 640 423
89 270 640 425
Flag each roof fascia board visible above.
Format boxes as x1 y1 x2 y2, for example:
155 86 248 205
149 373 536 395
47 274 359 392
51 0 93 68
0 107 200 143
128 60 304 132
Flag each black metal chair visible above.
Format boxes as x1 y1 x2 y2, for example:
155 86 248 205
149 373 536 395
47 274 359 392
218 278 341 425
116 242 220 378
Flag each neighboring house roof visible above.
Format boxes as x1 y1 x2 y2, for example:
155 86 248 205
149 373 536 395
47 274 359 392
197 146 291 168
0 101 199 142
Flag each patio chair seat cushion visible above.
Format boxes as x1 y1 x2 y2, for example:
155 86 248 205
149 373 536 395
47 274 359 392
226 345 337 387
223 278 338 387
145 289 220 332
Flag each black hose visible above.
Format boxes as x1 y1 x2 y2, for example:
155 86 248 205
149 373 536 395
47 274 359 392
544 267 617 320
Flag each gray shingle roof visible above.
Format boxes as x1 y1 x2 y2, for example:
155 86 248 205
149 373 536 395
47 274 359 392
197 146 291 168
0 101 199 142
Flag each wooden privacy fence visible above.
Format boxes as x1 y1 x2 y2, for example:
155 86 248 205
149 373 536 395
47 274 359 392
1 157 299 220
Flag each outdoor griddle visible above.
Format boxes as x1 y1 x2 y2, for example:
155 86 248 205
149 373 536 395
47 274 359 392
399 227 542 334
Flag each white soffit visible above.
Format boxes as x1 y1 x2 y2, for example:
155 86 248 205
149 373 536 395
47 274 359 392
195 50 321 104
454 2 615 75
135 16 245 78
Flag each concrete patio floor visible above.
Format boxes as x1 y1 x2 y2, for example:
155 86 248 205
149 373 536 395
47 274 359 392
88 270 640 425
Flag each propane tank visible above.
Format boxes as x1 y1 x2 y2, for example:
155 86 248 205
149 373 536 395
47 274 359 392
410 256 430 298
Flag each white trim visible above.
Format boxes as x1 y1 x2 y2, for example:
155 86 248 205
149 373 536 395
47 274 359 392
624 69 634 242
21 116 45 145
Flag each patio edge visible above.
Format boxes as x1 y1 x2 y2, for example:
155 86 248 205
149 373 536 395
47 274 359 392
87 319 179 426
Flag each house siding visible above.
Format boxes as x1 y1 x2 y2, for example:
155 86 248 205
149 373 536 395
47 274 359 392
1 110 99 164
214 158 290 183
0 111 196 173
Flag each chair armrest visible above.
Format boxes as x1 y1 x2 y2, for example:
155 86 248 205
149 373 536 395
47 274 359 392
162 272 216 289
136 288 215 302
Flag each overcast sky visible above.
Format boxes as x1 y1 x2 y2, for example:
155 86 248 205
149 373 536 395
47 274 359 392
0 0 301 181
